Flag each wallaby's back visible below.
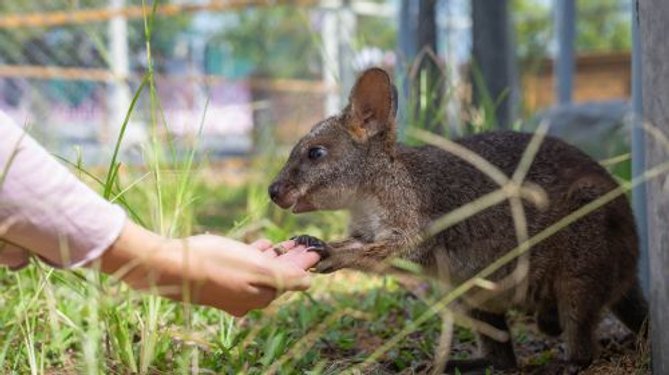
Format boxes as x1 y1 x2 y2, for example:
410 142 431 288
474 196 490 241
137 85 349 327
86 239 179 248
399 131 637 287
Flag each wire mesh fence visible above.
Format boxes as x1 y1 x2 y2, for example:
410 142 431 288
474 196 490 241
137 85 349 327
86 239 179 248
0 1 352 166
0 0 635 163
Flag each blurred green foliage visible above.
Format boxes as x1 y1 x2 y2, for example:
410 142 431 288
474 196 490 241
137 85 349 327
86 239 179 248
513 0 631 60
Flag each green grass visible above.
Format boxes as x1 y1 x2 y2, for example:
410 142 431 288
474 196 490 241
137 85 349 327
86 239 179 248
0 83 470 372
0 236 446 374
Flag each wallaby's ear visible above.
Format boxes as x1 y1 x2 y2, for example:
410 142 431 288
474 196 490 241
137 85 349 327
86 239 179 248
347 68 397 142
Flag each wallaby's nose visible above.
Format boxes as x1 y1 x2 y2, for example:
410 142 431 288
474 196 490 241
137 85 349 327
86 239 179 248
268 182 282 202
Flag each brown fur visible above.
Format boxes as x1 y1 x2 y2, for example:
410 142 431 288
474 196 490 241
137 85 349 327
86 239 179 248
269 68 647 371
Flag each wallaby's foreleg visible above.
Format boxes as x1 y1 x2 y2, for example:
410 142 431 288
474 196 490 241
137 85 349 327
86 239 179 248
472 309 517 369
292 234 408 273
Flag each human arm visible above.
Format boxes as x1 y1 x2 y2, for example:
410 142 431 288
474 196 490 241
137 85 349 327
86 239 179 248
98 221 319 316
0 112 125 268
0 111 319 316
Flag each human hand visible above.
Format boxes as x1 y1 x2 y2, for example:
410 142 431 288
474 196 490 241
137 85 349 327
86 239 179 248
250 238 322 273
98 221 321 316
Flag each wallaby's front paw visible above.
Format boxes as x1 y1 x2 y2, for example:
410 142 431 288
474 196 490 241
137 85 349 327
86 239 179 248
290 235 348 273
291 235 344 273
291 234 330 258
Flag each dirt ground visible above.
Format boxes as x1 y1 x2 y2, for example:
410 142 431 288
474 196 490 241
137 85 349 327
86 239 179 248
505 313 648 375
309 274 648 375
422 313 647 374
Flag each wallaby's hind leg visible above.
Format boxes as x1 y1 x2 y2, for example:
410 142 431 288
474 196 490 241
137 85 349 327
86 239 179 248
445 309 516 373
537 303 562 337
559 285 602 367
611 280 648 336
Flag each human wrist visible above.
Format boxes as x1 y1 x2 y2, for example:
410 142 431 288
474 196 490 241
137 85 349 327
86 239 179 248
98 221 172 288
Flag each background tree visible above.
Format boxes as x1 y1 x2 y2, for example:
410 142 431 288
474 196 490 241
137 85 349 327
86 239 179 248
211 7 321 80
512 0 631 61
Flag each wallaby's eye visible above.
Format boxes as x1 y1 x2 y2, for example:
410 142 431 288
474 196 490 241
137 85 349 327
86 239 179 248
307 146 327 161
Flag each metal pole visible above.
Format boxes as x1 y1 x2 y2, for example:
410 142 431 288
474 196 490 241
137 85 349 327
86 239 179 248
631 0 649 296
396 0 418 137
321 0 356 116
554 0 575 105
471 0 514 129
416 0 443 134
108 0 130 142
398 0 418 72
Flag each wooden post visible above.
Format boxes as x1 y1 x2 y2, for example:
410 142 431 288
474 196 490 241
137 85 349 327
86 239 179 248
638 0 669 373
631 0 649 296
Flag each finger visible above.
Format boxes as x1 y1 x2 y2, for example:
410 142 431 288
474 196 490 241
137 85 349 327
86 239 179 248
251 239 273 250
262 251 278 259
263 240 299 258
277 246 321 270
262 246 279 259
274 240 297 250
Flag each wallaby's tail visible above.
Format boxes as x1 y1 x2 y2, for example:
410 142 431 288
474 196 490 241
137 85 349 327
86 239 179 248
610 280 648 337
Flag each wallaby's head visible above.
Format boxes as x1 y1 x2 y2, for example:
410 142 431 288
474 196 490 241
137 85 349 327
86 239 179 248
269 67 398 213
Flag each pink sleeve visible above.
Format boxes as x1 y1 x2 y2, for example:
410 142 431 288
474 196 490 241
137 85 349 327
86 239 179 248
0 112 126 269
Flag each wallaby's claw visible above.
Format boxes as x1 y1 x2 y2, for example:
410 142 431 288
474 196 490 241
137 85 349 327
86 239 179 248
290 234 339 272
291 234 329 257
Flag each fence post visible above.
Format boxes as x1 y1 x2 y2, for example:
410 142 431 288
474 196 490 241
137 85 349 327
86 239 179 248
338 1 356 103
471 0 515 129
321 0 356 117
638 0 669 373
396 0 418 138
554 0 575 105
631 0 649 296
322 3 339 116
107 0 131 142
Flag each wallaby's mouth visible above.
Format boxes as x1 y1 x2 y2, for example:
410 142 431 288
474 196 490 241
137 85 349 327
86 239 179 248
291 198 316 213
274 195 315 214
269 181 316 213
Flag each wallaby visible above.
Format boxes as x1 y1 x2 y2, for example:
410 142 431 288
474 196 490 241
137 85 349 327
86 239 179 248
268 68 647 372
